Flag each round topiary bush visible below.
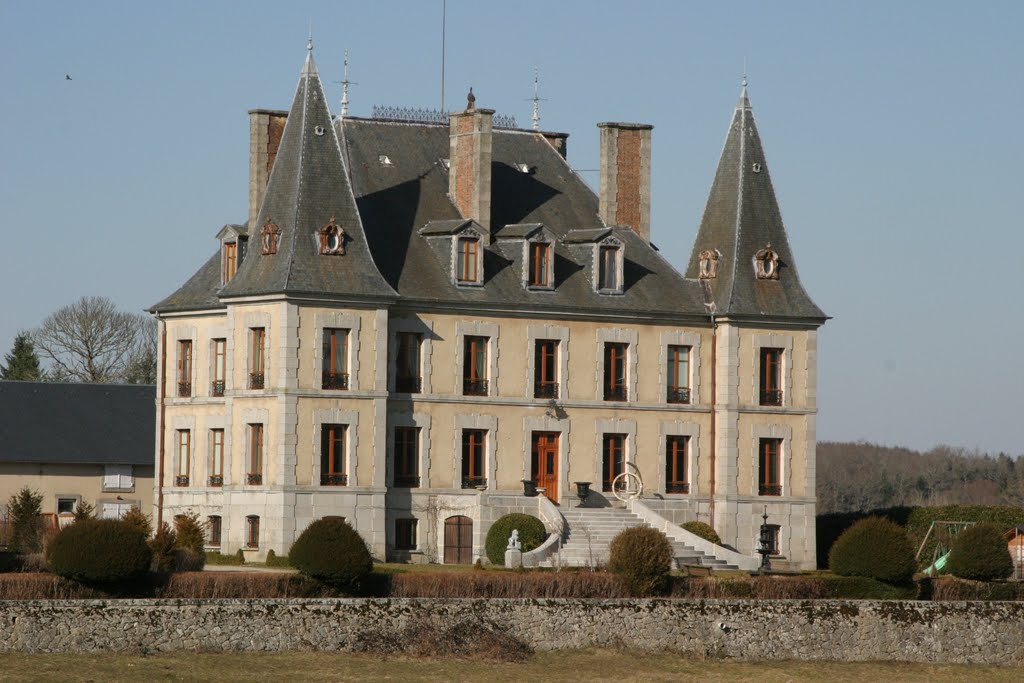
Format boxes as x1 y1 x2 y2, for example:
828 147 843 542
946 523 1014 582
46 519 151 583
608 527 674 597
485 514 548 564
289 518 372 590
681 521 722 545
828 516 916 584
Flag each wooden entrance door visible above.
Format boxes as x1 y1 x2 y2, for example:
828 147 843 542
443 515 473 564
531 431 559 504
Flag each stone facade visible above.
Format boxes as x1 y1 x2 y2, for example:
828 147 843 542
2 599 1022 663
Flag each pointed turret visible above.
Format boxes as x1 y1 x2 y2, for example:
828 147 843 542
685 84 825 321
220 47 395 301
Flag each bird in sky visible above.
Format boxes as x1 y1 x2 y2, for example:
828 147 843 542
65 74 72 80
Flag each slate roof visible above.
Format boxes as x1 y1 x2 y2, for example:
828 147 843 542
153 52 822 325
0 381 155 465
684 87 826 321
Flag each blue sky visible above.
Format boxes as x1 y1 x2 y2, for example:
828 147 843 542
1 1 1021 454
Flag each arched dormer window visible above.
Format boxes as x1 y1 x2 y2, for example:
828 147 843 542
754 244 780 280
455 232 482 285
596 237 624 293
698 249 720 279
261 221 280 256
319 219 347 255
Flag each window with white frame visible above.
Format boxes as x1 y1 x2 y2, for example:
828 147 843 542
176 430 191 486
455 235 482 284
103 465 134 491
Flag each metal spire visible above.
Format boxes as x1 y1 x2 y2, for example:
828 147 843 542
526 66 548 131
340 49 357 117
307 23 313 52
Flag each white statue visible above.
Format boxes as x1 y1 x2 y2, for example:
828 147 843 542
507 529 521 550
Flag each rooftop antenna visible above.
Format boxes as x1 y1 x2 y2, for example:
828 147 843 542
440 0 447 112
525 66 548 131
333 49 358 117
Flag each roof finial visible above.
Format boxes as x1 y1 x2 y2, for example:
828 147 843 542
307 23 313 52
467 86 475 110
742 57 748 90
529 66 548 131
340 49 352 117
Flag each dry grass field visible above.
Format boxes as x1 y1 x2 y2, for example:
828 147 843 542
0 649 1018 683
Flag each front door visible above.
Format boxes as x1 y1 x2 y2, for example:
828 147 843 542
443 515 473 564
531 431 559 504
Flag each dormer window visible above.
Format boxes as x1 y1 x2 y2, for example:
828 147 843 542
456 235 481 284
698 249 720 279
596 238 623 293
528 240 552 288
261 221 280 256
223 242 237 285
319 220 347 255
754 244 780 280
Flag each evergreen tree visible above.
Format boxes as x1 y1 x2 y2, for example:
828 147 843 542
8 487 44 554
0 332 42 381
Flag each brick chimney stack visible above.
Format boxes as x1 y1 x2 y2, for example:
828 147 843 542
597 122 653 242
449 90 494 231
248 109 288 228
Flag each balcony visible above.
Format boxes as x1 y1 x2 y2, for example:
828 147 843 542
393 475 420 488
461 476 487 490
534 382 559 399
208 475 223 487
322 371 349 390
320 473 348 486
246 473 262 485
666 482 690 494
175 475 189 487
177 381 191 398
667 387 691 404
211 380 225 397
249 372 265 390
395 376 422 393
759 484 782 496
759 389 783 406
603 385 628 402
462 378 488 396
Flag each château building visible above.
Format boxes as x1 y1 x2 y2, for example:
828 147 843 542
151 45 826 568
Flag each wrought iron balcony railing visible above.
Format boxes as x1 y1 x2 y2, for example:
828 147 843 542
208 475 223 487
666 482 690 494
320 473 348 486
759 484 782 496
667 387 691 404
462 378 489 396
461 476 487 490
246 473 262 485
249 372 265 390
177 381 191 398
322 371 349 390
604 385 628 402
175 475 189 487
395 376 422 393
534 382 559 399
759 389 783 406
393 475 421 488
211 380 225 397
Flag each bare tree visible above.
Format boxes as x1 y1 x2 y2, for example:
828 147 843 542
33 296 151 383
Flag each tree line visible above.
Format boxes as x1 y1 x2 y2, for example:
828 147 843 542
0 296 156 385
817 441 1024 514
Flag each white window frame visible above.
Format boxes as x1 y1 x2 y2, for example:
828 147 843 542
102 465 134 492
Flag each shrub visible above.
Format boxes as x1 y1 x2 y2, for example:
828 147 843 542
608 527 673 597
289 518 373 590
484 514 548 565
46 519 151 583
8 487 44 554
173 511 206 552
205 550 246 566
946 523 1014 581
681 521 721 545
121 506 153 538
72 501 95 521
265 549 291 568
0 551 20 573
828 516 916 584
149 522 177 574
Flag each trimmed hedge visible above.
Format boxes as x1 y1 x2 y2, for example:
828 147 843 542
265 549 291 568
828 516 916 584
289 518 372 590
681 521 721 545
608 527 673 597
946 523 1014 581
205 550 245 566
46 519 151 583
485 514 547 565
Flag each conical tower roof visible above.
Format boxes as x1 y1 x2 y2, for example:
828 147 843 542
220 47 395 302
685 85 825 321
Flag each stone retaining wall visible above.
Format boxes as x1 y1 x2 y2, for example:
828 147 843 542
1 598 1023 663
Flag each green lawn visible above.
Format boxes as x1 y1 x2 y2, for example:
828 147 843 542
0 649 1017 682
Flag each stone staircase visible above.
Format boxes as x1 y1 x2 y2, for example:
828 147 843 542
539 506 739 570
